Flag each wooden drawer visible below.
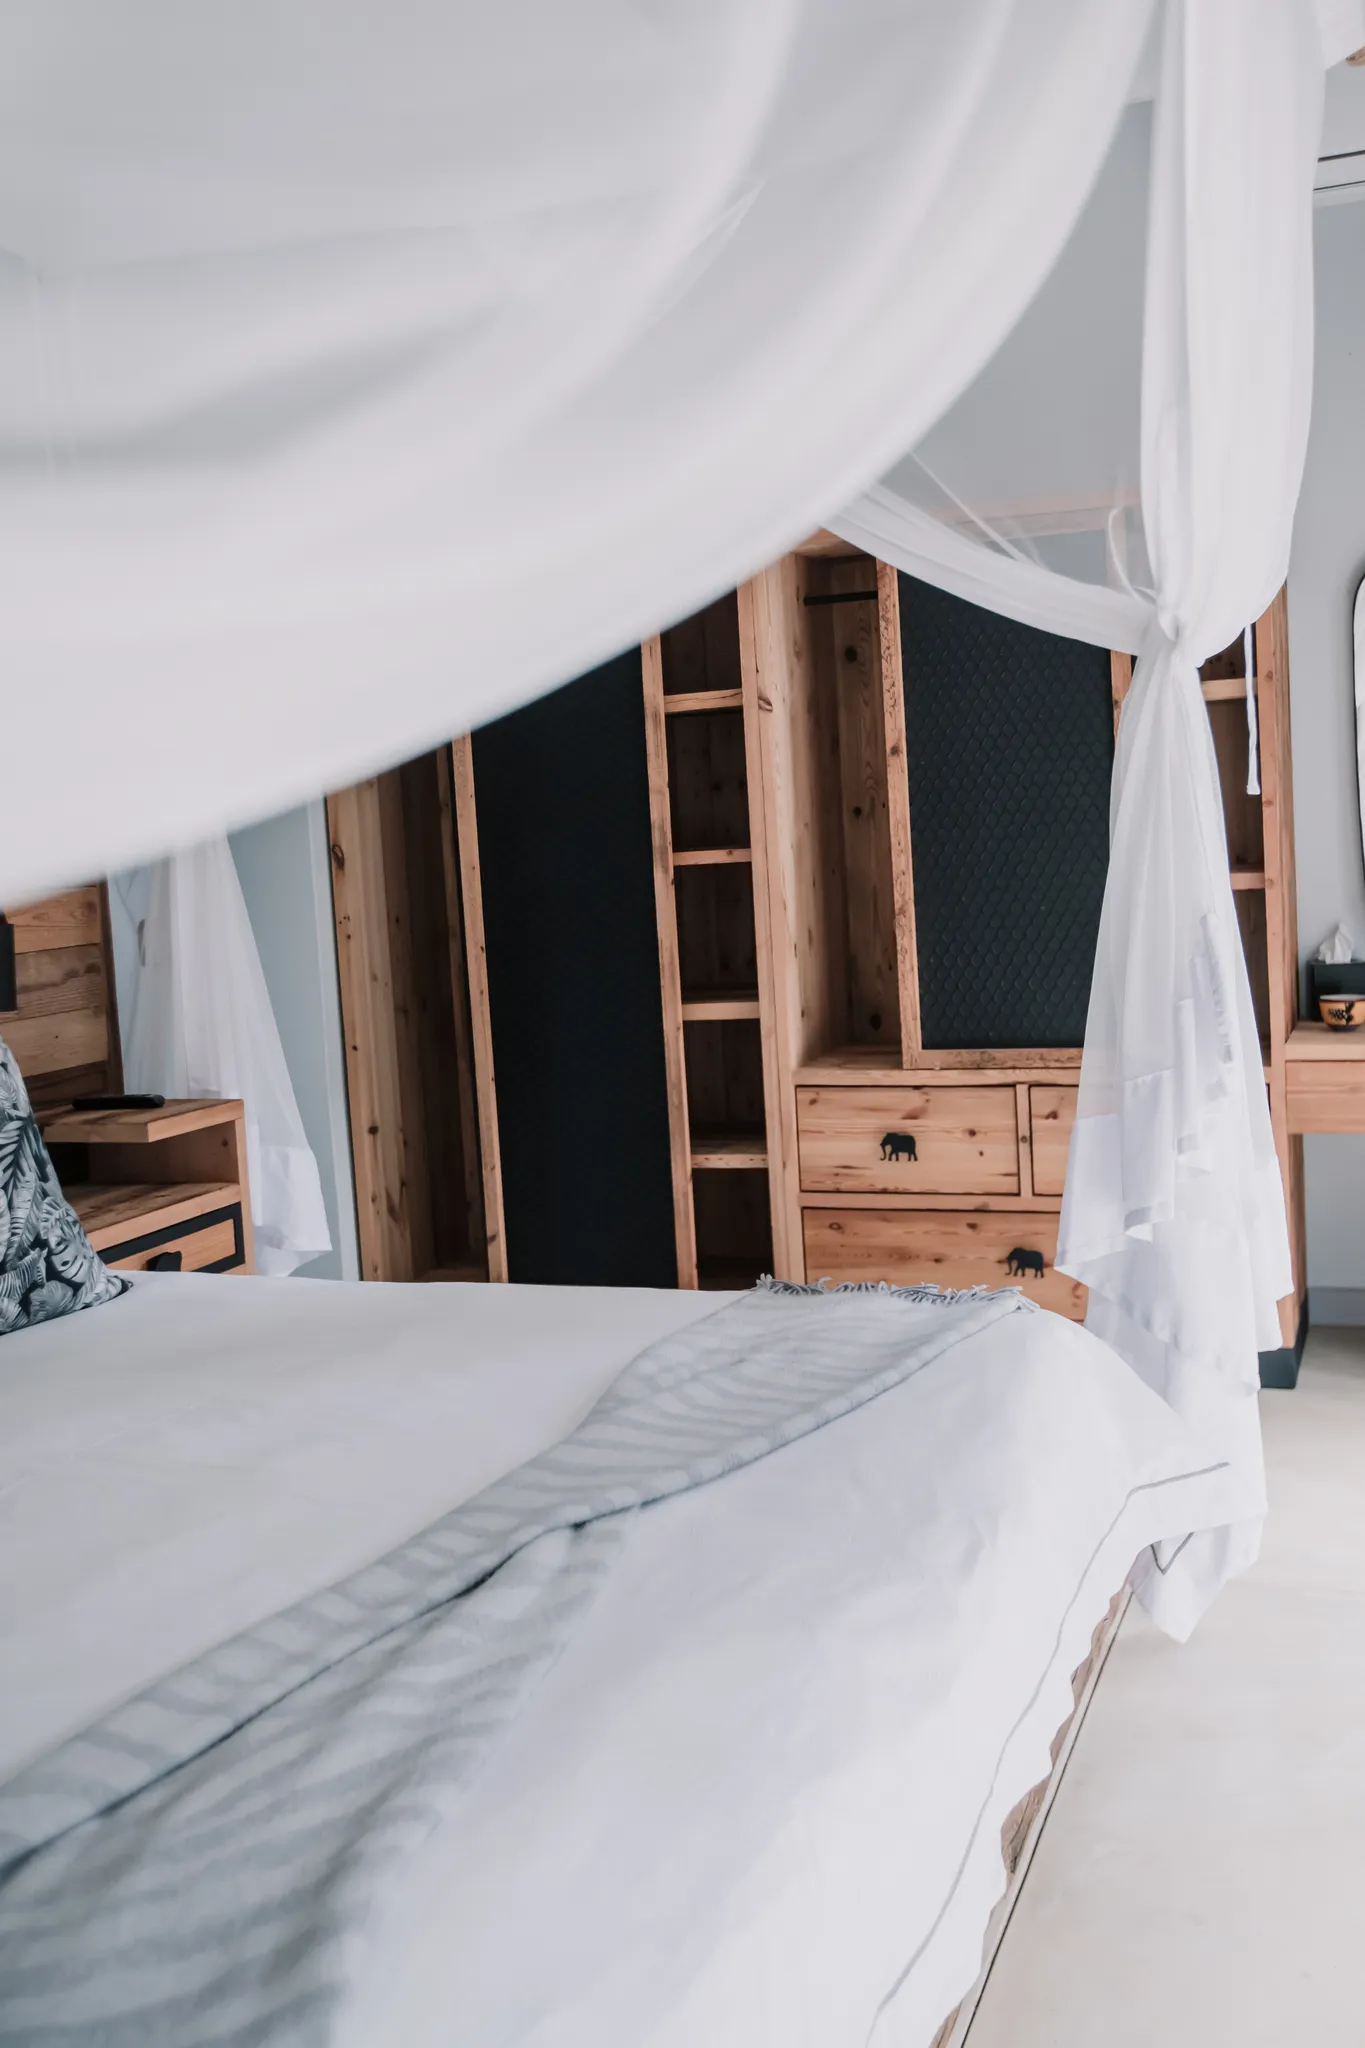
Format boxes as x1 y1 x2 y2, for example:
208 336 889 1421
1285 1059 1365 1134
796 1085 1019 1195
1029 1086 1077 1196
802 1208 1086 1320
103 1203 247 1275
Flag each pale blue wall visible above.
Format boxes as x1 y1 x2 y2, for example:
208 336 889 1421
1288 193 1365 1315
228 803 359 1280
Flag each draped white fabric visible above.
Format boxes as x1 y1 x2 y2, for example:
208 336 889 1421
0 0 1158 900
124 842 332 1276
838 0 1355 1634
0 3 1359 1630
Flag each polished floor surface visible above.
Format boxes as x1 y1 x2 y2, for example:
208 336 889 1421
967 1327 1365 2048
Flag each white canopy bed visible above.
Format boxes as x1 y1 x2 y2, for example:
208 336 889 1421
0 1 1361 2041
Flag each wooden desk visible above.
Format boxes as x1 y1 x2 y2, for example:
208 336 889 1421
40 1098 256 1274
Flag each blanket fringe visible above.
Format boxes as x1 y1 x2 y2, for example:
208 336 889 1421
755 1275 1032 1309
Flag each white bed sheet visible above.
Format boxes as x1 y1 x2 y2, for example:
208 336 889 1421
0 1272 725 1785
0 1275 1231 2047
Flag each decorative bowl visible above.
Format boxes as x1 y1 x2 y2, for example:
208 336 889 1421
1319 994 1365 1032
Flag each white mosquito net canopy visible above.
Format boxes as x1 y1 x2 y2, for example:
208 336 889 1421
0 0 1361 1630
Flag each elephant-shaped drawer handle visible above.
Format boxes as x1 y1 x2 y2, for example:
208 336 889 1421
879 1131 918 1162
1005 1247 1045 1279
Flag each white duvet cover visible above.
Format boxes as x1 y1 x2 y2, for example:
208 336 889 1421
0 1275 1232 2046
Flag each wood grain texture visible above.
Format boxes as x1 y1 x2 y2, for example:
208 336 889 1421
830 556 900 1050
662 689 744 715
1 883 118 1098
73 1180 237 1246
1029 1084 1077 1197
802 1206 1086 1318
14 945 105 1020
796 1047 1083 1085
738 568 805 1280
450 737 508 1283
1286 1060 1365 1134
2 1006 110 1080
1254 586 1304 1337
7 887 102 953
878 559 921 1063
105 1214 241 1273
641 638 698 1287
327 780 414 1281
797 1084 1019 1194
42 1098 246 1144
435 744 488 1268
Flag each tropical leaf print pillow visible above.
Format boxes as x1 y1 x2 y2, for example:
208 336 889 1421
0 1036 129 1335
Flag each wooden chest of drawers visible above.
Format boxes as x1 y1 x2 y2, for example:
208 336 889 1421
792 1070 1084 1319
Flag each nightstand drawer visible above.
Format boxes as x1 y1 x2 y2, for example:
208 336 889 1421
102 1203 247 1274
796 1085 1019 1195
1029 1086 1077 1196
802 1208 1086 1320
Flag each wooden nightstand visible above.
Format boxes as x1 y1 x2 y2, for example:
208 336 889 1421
40 1099 256 1275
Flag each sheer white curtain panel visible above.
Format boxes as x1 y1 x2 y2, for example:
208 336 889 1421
0 0 1156 900
124 841 332 1276
835 0 1358 1634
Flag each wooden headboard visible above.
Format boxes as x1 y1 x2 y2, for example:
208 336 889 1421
0 885 122 1108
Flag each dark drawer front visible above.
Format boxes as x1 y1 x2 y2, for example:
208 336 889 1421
103 1203 246 1275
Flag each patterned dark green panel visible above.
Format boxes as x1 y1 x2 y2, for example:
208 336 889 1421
898 573 1113 1050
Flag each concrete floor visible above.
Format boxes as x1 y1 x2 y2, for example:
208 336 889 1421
967 1327 1365 2048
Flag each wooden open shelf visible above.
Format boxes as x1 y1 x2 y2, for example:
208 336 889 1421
663 689 744 715
671 847 752 867
681 992 761 1020
689 1131 768 1168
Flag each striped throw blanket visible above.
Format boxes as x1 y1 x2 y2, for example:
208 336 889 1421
0 1281 1027 2046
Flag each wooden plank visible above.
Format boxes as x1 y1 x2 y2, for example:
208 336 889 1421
1286 1059 1365 1135
796 1188 1061 1213
1030 1084 1077 1196
802 1207 1086 1318
2 1006 109 1080
641 635 698 1287
797 1083 1020 1195
878 559 921 1063
326 781 413 1282
795 1046 1083 1085
106 1215 242 1273
377 766 435 1281
680 995 761 1021
1015 1082 1035 1200
1111 650 1132 733
14 944 105 1020
434 744 488 1271
73 1180 237 1247
670 847 752 867
6 887 102 953
1285 1020 1365 1058
662 689 744 715
1256 585 1304 1339
738 569 804 1281
1201 674 1249 703
450 737 508 1283
41 1098 245 1145
1229 868 1266 891
831 555 900 1050
688 1131 768 1169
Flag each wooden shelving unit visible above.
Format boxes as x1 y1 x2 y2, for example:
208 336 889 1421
643 593 780 1289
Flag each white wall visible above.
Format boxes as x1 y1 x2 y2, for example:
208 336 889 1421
1287 193 1365 1318
228 803 359 1280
